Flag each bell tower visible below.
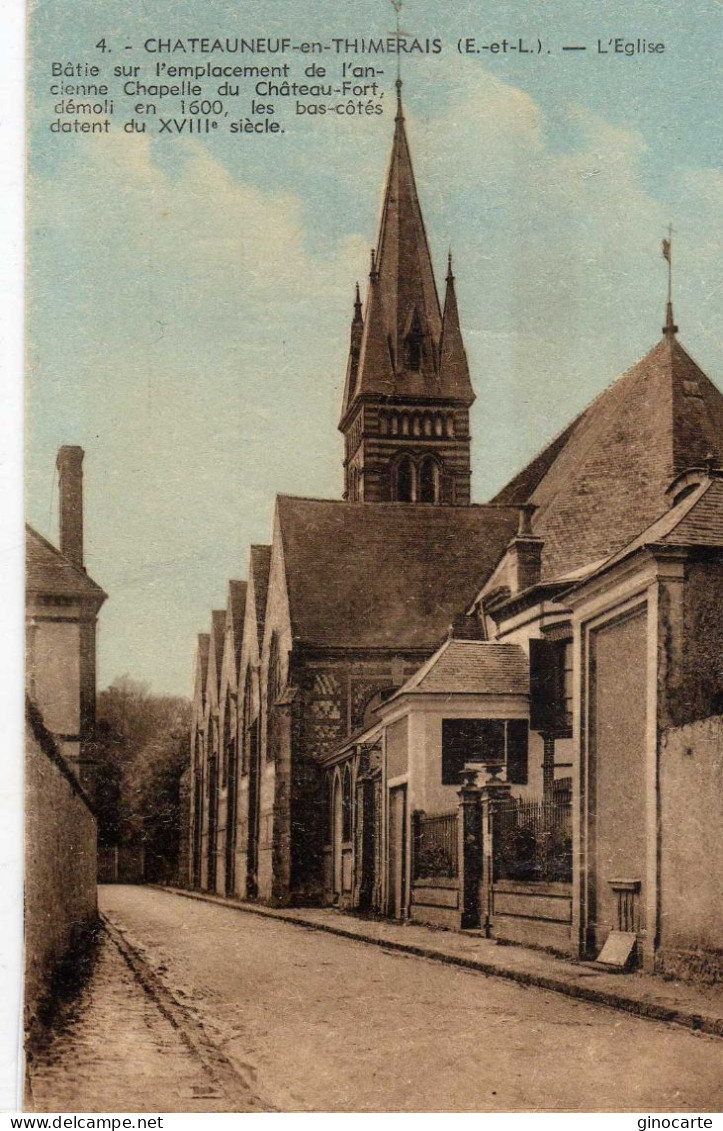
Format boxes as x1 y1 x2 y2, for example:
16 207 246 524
339 82 475 504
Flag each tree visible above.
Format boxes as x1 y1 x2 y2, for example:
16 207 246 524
94 676 191 882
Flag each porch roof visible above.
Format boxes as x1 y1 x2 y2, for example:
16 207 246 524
385 639 529 703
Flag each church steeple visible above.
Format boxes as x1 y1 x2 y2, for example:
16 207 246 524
340 87 475 506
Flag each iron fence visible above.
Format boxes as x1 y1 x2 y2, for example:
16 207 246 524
413 810 459 880
493 795 572 883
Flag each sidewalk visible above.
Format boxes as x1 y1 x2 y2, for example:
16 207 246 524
160 885 723 1039
26 920 264 1113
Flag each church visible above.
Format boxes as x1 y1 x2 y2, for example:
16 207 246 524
186 83 723 978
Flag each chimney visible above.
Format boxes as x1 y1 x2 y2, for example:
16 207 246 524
506 504 544 595
448 613 485 641
56 445 84 569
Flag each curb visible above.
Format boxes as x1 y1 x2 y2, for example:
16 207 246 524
151 886 723 1040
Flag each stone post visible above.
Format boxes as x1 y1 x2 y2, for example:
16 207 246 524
411 808 425 886
479 771 513 936
457 769 483 929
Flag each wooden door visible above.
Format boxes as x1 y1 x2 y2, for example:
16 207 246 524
332 774 343 902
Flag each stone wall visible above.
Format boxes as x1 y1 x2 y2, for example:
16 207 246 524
659 714 723 982
25 700 98 1036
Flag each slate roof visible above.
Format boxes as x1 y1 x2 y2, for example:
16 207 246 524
227 580 247 665
196 634 210 696
210 610 226 692
250 544 272 642
276 497 519 648
389 639 529 700
665 477 723 547
491 335 723 581
590 474 723 577
26 524 106 601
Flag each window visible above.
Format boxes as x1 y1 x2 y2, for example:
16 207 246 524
342 766 353 842
561 642 573 730
266 633 283 762
506 719 529 785
529 638 573 735
221 696 231 787
404 317 423 370
419 457 440 503
242 667 254 774
324 773 334 847
441 718 529 785
396 456 415 502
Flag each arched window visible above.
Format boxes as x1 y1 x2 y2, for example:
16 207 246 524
424 414 433 437
396 455 415 502
435 414 443 437
242 666 254 774
401 414 409 436
342 766 353 842
325 773 334 847
266 632 282 762
390 414 399 436
222 695 232 787
446 414 454 438
419 457 440 504
412 414 421 437
379 413 389 436
404 315 423 371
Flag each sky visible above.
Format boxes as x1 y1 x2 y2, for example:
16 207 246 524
25 0 723 696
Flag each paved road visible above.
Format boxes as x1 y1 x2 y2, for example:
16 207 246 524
97 886 723 1113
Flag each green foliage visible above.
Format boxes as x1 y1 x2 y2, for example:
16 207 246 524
94 676 191 877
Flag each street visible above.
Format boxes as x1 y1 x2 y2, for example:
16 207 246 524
30 885 723 1113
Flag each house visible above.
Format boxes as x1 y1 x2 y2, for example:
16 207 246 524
185 85 722 978
25 447 106 1036
26 447 106 794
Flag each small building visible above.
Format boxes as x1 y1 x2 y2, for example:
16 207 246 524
26 447 106 794
25 446 106 1036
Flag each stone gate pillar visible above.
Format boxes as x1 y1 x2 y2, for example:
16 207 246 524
457 769 483 929
479 774 512 935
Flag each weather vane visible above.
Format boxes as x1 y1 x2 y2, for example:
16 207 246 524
390 0 404 98
662 223 678 336
662 223 674 299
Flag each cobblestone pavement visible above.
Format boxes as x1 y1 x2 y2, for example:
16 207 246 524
26 925 259 1113
99 886 723 1113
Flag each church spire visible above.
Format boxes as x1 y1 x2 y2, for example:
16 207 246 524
340 283 365 422
350 87 444 404
439 252 475 404
339 92 475 506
